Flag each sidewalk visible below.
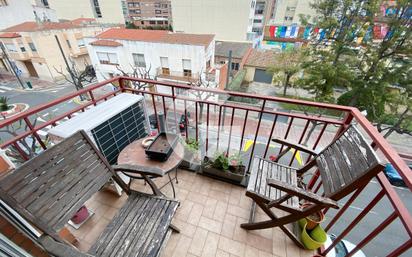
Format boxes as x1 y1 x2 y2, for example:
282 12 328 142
0 72 67 91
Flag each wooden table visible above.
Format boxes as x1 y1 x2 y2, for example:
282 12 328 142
118 137 184 197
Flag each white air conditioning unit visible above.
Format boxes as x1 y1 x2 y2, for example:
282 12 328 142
48 93 149 195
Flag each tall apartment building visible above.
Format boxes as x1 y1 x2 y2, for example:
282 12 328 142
46 0 125 24
0 20 106 81
125 0 172 30
0 0 58 30
270 0 317 26
247 0 276 39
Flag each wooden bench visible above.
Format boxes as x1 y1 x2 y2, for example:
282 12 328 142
242 125 384 248
0 131 179 257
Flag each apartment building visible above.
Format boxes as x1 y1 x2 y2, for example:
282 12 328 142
0 0 58 30
0 20 106 81
46 0 125 24
269 0 317 26
247 0 276 39
85 28 216 90
125 0 172 30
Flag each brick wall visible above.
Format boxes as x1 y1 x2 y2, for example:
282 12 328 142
0 216 49 257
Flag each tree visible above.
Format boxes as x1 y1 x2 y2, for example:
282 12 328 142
268 49 307 96
115 64 156 90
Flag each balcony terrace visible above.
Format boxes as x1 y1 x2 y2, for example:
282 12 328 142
0 77 411 257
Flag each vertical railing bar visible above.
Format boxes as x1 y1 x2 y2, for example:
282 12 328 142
263 114 278 159
184 100 188 140
216 105 222 152
312 122 327 150
171 87 178 133
325 185 367 232
288 119 310 166
278 117 294 155
239 110 249 155
387 239 412 257
313 180 323 194
12 141 29 161
346 211 397 257
23 117 47 150
162 96 167 120
89 90 96 106
247 100 266 172
206 103 210 154
227 108 235 155
151 94 160 133
195 102 198 142
322 189 385 256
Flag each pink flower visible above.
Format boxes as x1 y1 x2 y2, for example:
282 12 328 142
269 155 277 162
230 160 238 166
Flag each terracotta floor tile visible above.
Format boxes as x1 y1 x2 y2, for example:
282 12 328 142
187 203 204 226
245 245 260 257
208 189 229 202
213 201 228 222
246 233 273 253
221 217 236 239
203 198 218 219
161 233 181 257
187 192 209 205
83 217 111 244
227 204 250 220
216 249 231 257
198 216 222 234
171 235 192 257
173 217 197 237
201 232 220 257
188 227 208 256
175 200 194 221
218 236 245 257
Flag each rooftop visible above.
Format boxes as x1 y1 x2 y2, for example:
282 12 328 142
90 39 123 47
1 19 98 33
245 49 278 68
215 41 253 59
0 32 21 38
96 28 215 47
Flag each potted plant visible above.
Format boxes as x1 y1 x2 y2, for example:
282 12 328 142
0 97 10 112
202 152 246 183
179 138 201 171
301 203 325 230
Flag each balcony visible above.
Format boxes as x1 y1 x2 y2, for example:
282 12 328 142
157 67 200 83
0 77 411 257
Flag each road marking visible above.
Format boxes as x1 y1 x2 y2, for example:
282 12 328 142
42 113 49 117
51 90 58 93
0 86 13 91
348 205 378 215
36 117 46 122
68 100 73 103
370 180 409 191
0 90 4 93
52 108 58 112
37 130 48 137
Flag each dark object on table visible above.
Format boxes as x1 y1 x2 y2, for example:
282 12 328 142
145 132 178 161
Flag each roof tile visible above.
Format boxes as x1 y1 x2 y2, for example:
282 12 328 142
90 39 123 47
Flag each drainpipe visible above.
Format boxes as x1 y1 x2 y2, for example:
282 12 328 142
222 50 233 133
0 43 25 89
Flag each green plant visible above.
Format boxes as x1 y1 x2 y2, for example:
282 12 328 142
0 97 10 112
209 152 243 171
185 138 199 153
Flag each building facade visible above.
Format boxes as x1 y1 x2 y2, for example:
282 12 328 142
269 0 317 26
0 21 106 81
85 28 215 88
125 0 172 30
46 0 125 24
0 0 58 30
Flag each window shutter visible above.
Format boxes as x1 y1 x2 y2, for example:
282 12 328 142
182 59 191 70
160 57 168 67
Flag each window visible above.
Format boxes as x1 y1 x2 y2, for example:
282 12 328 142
231 62 239 71
132 53 146 67
253 19 262 23
284 16 293 21
92 0 102 18
41 0 49 7
77 38 85 48
160 57 169 67
157 21 163 25
286 6 296 12
162 10 168 13
161 3 168 8
255 9 264 14
20 45 26 52
128 2 139 8
129 9 141 14
165 21 168 25
182 59 191 77
29 42 37 52
4 43 17 52
251 1 255 8
97 52 118 65
66 39 71 48
0 0 8 6
155 10 161 14
154 3 161 8
149 21 156 24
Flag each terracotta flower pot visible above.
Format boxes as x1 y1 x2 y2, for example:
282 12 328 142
301 203 325 230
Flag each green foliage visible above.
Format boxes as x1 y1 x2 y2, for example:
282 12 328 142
209 152 243 171
184 138 199 153
227 70 259 104
0 96 9 111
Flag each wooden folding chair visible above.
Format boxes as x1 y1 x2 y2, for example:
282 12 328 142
241 125 384 248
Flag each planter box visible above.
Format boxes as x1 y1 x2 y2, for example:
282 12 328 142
179 150 201 172
201 157 246 184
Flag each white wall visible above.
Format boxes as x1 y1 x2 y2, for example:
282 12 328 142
270 0 316 25
171 0 252 42
47 0 125 24
85 38 213 83
0 0 57 30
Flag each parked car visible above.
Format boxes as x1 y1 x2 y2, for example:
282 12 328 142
383 163 411 187
325 234 366 257
149 112 190 133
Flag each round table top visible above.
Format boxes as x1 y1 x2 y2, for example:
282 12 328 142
117 137 185 174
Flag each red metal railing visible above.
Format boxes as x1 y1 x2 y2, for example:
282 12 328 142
0 76 411 256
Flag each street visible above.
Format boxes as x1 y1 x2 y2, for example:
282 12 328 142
1 77 411 257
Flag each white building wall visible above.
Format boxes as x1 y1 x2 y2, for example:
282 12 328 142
46 0 125 24
270 0 316 25
171 0 252 42
0 0 58 30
